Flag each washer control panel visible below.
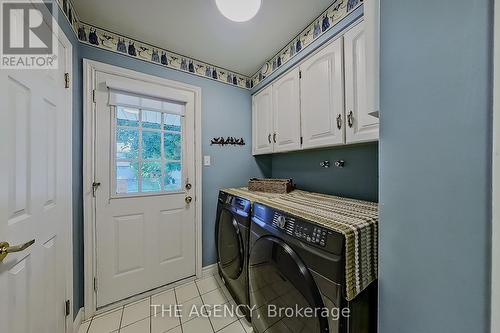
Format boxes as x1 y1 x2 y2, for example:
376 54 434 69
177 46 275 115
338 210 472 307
272 212 332 247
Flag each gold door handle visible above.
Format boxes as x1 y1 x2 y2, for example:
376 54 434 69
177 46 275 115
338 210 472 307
185 196 193 204
0 240 35 262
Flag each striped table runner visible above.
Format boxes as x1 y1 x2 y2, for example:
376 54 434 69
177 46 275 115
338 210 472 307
222 187 378 301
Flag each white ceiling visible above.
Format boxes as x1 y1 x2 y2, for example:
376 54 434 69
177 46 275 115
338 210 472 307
74 0 334 76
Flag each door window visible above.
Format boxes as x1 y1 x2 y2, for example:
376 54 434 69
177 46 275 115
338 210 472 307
115 106 183 195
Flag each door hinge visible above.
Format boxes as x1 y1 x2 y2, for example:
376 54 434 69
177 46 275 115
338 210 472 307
300 136 303 145
92 89 96 103
299 70 302 79
94 277 98 292
65 300 71 317
64 73 70 89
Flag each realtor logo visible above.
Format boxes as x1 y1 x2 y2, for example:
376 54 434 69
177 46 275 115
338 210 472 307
1 0 58 69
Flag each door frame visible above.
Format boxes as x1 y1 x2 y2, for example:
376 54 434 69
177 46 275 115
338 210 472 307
48 19 74 332
493 0 500 331
59 28 74 333
82 60 203 318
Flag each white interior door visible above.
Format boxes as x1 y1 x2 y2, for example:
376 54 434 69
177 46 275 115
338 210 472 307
252 85 274 155
300 37 345 149
93 72 196 307
273 68 301 152
0 29 72 333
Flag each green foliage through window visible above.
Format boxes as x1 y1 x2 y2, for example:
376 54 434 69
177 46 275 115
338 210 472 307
115 107 182 193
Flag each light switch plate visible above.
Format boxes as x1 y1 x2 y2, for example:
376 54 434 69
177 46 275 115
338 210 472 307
204 155 211 166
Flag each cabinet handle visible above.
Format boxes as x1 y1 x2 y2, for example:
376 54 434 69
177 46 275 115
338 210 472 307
268 134 272 144
347 111 354 128
273 133 277 143
336 114 342 130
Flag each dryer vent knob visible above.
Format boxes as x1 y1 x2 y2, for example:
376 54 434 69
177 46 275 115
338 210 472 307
277 215 286 229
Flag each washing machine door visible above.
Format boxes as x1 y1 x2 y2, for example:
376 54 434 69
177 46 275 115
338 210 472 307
217 209 245 280
249 236 329 333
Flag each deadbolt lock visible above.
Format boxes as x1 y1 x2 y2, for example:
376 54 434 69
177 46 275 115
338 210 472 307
185 183 192 190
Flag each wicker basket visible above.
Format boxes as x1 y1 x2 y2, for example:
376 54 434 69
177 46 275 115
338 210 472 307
248 178 294 194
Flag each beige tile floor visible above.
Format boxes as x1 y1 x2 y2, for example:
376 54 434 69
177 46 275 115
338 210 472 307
79 273 253 333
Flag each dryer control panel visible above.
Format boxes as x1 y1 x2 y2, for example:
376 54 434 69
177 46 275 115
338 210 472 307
272 212 332 247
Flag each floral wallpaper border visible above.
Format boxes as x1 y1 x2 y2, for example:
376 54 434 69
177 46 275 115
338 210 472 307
55 0 362 90
56 0 81 34
77 22 252 89
251 0 363 86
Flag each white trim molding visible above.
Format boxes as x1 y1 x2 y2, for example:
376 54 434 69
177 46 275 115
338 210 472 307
492 0 500 331
73 308 84 333
202 264 218 278
51 22 75 333
82 59 203 319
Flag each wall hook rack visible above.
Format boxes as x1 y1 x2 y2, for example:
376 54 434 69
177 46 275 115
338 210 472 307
210 137 246 146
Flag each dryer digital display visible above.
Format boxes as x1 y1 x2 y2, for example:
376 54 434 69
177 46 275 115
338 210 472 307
272 212 333 247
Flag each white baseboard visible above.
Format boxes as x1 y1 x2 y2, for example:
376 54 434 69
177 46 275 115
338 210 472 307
202 263 218 278
73 307 84 333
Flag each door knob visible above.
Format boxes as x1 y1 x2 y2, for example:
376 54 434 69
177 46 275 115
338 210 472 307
0 240 35 262
185 196 193 204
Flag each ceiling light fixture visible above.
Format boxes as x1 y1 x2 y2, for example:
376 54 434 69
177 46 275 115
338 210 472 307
215 0 262 22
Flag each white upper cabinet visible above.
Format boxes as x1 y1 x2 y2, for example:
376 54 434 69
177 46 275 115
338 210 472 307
344 21 379 144
272 67 301 152
251 18 379 155
252 85 274 155
365 0 380 119
300 37 345 149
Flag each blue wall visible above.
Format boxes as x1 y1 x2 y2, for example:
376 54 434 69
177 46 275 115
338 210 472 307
73 45 270 311
379 0 492 332
271 143 378 202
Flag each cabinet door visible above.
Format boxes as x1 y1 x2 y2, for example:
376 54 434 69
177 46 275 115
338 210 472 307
344 21 379 143
252 85 274 155
365 0 380 119
272 67 301 152
300 37 345 149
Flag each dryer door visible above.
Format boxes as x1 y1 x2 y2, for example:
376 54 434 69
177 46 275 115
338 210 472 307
248 236 329 333
217 209 245 280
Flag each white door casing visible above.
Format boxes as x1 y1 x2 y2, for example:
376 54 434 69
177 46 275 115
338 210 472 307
300 37 345 149
252 85 274 155
344 21 379 144
272 67 302 153
83 60 202 316
0 23 73 333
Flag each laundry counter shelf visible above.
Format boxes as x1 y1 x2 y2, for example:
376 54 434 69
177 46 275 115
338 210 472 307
222 187 378 301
